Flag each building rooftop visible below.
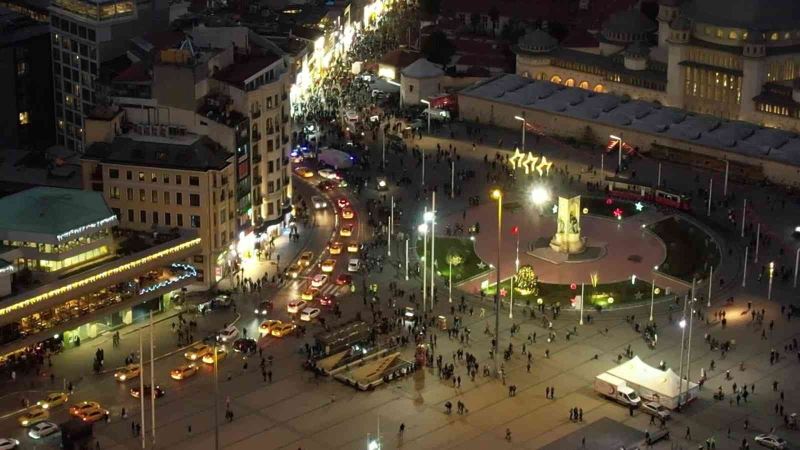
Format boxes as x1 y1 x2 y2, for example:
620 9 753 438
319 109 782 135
682 0 800 31
380 49 421 69
401 58 444 79
213 53 282 89
460 73 800 167
0 147 81 191
0 187 116 240
84 134 233 171
0 6 47 46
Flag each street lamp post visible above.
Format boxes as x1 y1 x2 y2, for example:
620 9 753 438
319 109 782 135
707 265 713 308
381 127 386 169
677 295 688 405
579 282 585 325
448 259 452 303
649 266 658 321
742 246 749 288
707 178 713 217
794 247 800 288
491 189 503 377
514 115 526 152
510 228 519 319
768 261 775 300
610 134 623 168
387 196 394 257
741 199 747 238
450 160 455 199
656 162 662 187
755 223 761 262
723 160 730 197
419 218 428 311
682 279 696 409
420 99 431 136
430 193 436 308
405 239 409 280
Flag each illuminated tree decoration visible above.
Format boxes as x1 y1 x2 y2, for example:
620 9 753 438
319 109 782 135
508 148 552 176
613 208 623 219
514 264 539 295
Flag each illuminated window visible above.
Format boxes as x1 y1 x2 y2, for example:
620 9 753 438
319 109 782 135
579 81 589 89
564 78 575 87
729 31 738 40
18 112 29 125
550 75 562 84
593 84 604 93
771 32 779 41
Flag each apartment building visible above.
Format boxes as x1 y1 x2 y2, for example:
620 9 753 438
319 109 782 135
81 108 237 285
49 0 168 152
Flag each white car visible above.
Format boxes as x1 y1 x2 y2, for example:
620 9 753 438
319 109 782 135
300 307 321 322
347 259 360 273
318 169 338 180
287 299 308 314
640 401 670 420
28 422 59 439
312 196 327 209
217 325 239 343
0 439 19 449
311 274 328 288
754 434 787 449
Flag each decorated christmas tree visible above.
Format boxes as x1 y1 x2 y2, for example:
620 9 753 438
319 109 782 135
514 264 539 295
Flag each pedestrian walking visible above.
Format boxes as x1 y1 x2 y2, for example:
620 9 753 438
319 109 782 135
505 428 512 441
399 423 405 435
686 426 691 440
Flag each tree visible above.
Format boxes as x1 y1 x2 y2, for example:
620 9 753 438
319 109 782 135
421 31 455 67
581 125 599 147
469 13 480 32
488 6 499 36
419 0 441 16
514 265 539 296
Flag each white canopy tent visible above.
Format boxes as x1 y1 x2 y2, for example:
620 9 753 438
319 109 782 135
606 356 698 409
319 148 354 170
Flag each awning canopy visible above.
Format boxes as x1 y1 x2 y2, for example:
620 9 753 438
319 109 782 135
319 148 354 169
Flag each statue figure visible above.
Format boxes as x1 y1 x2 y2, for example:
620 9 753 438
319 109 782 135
570 214 580 233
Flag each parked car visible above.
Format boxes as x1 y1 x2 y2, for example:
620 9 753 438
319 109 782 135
754 434 788 449
233 338 257 354
641 401 671 420
0 438 19 449
27 422 58 439
217 325 239 343
300 307 321 322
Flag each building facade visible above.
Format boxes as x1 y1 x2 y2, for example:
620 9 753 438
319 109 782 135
514 0 800 133
49 0 168 152
81 109 237 286
0 7 54 150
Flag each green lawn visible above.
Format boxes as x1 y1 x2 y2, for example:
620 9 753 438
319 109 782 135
650 217 720 282
416 236 490 284
580 196 645 219
485 277 664 309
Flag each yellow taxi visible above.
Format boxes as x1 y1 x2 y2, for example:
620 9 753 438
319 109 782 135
347 242 359 253
294 167 313 178
298 251 314 267
113 364 140 382
69 401 101 417
36 392 68 409
170 364 199 381
79 407 108 424
259 319 282 335
184 343 212 361
270 323 297 337
342 208 355 219
320 258 337 273
287 263 303 279
202 347 227 365
301 287 318 301
18 407 49 427
339 224 353 237
328 242 343 255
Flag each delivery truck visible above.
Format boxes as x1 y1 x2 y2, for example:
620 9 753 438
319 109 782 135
594 373 641 407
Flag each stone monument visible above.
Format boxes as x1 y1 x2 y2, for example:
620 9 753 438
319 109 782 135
549 195 587 254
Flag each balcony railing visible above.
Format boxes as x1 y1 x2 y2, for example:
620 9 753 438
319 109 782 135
251 110 261 119
253 153 262 163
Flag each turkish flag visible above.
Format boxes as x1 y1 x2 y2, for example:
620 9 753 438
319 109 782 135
511 226 519 235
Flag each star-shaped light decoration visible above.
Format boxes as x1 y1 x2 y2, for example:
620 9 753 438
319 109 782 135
521 152 539 175
477 261 487 269
634 291 644 300
509 148 525 170
552 204 559 214
536 156 553 177
500 288 508 297
634 201 644 211
613 208 623 219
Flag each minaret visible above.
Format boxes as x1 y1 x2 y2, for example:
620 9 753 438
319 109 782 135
740 31 767 121
657 0 681 49
665 15 691 108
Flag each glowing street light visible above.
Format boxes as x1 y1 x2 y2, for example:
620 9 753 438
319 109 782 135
418 220 428 311
610 134 623 168
530 185 550 206
420 99 431 135
490 188 502 377
514 115 526 152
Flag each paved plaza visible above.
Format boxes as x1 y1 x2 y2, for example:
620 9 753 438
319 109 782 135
0 119 798 450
